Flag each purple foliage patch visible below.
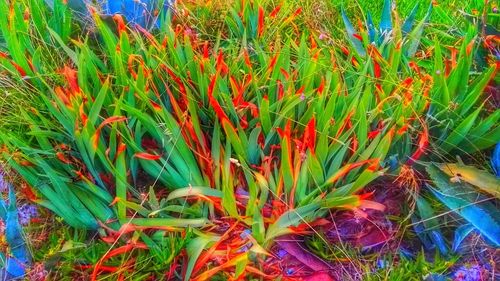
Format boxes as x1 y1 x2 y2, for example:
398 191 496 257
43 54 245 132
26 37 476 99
18 204 38 225
453 264 483 281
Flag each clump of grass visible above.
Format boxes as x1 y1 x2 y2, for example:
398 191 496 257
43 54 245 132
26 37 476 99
0 0 498 279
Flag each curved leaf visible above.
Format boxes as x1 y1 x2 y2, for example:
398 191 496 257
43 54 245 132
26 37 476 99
380 0 393 33
366 12 376 43
341 9 366 56
437 163 500 198
492 142 500 177
452 224 475 253
185 233 220 281
402 3 419 35
426 164 500 246
166 186 222 202
404 3 432 57
416 196 448 255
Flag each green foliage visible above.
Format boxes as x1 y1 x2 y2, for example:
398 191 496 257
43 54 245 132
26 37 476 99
0 0 398 232
341 0 432 58
414 196 449 255
0 0 498 279
30 220 188 280
365 252 457 281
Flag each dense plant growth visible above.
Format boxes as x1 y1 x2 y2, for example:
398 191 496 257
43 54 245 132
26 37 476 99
0 0 498 280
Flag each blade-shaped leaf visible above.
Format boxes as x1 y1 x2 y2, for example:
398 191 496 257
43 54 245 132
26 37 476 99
426 164 500 246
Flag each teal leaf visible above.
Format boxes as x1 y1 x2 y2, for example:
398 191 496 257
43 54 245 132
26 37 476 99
428 185 500 246
341 8 366 56
404 3 432 57
415 196 448 255
452 224 475 253
492 142 500 177
380 0 393 33
402 3 419 35
411 215 434 250
426 164 500 246
366 12 376 43
430 230 448 255
0 186 30 278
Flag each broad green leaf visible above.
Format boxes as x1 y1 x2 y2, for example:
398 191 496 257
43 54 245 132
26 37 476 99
437 163 500 198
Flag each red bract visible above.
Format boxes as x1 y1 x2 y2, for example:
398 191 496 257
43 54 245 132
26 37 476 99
91 243 148 281
54 87 72 107
216 51 229 75
335 111 354 138
203 41 210 59
243 49 252 68
303 117 316 153
317 77 325 95
374 61 381 78
61 66 81 95
10 60 26 76
79 103 88 127
149 100 162 111
113 14 127 35
353 33 363 41
293 7 302 17
270 6 281 17
164 66 188 110
277 80 285 99
407 125 429 165
258 6 265 37
134 152 162 161
93 116 128 149
56 151 71 164
267 54 278 73
208 75 230 124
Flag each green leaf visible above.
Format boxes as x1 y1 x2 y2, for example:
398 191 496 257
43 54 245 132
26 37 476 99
221 140 239 218
185 233 220 280
440 105 483 152
437 163 500 198
48 28 77 64
166 186 222 202
266 203 320 242
130 218 208 228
